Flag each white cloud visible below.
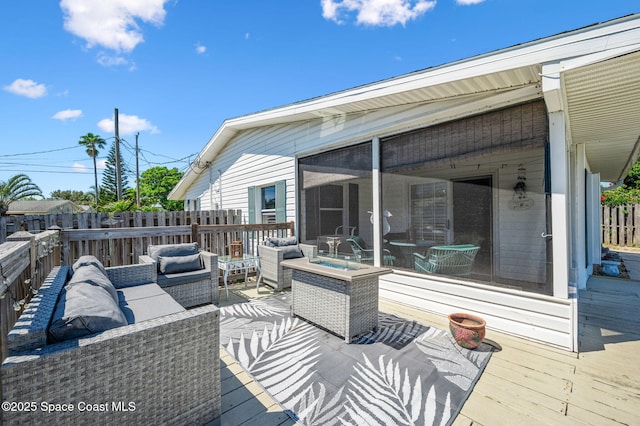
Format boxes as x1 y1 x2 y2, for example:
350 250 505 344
96 159 107 170
60 0 168 53
71 162 87 172
52 109 83 121
456 0 484 4
96 52 130 68
3 78 47 98
97 113 159 136
321 0 436 26
195 43 207 54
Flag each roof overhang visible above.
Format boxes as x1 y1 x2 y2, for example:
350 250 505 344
169 14 640 199
562 51 640 182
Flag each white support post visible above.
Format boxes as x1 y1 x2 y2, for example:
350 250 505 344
574 144 588 289
372 137 382 267
543 62 570 300
549 111 570 299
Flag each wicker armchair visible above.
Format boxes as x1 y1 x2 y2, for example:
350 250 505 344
258 242 317 291
413 244 480 277
139 243 218 307
2 265 221 426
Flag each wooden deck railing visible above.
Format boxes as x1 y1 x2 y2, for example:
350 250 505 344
0 209 246 243
60 222 295 266
0 221 295 360
0 230 60 361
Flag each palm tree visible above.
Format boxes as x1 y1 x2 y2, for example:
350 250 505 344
0 174 43 216
78 133 107 205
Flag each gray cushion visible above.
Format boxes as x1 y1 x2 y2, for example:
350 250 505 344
147 243 199 261
68 263 119 304
119 292 185 324
158 253 203 274
279 245 304 259
117 282 168 303
263 237 303 259
264 237 298 247
157 269 211 287
71 255 108 278
48 283 127 343
117 283 185 324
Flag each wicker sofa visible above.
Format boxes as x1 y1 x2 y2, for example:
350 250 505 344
258 237 317 291
1 259 221 426
139 243 218 307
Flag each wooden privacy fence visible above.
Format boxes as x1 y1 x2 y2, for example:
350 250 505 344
61 222 296 267
0 230 59 361
0 220 294 360
0 209 245 243
602 204 640 247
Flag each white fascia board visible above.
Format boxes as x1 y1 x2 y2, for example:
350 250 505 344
168 124 237 200
224 16 640 129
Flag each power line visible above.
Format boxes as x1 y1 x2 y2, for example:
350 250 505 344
0 168 93 175
0 161 99 169
0 146 79 157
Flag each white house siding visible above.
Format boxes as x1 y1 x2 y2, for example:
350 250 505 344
187 123 304 222
379 274 573 350
189 100 481 222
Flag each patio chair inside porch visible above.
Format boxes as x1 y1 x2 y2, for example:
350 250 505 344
413 244 480 277
346 236 395 266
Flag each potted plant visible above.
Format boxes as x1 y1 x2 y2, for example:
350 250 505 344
448 312 486 349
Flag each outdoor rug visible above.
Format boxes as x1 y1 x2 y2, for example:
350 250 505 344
220 293 493 426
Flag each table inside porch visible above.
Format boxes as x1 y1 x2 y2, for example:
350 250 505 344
389 239 435 268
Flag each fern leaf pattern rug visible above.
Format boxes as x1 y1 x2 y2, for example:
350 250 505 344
220 294 492 426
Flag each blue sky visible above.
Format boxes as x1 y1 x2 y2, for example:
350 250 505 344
1 1 637 198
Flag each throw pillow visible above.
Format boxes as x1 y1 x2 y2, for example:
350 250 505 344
68 263 119 304
71 255 108 278
265 236 298 247
158 253 203 274
148 243 199 261
280 244 304 259
48 284 127 343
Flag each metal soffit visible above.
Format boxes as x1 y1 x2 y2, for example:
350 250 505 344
564 51 640 182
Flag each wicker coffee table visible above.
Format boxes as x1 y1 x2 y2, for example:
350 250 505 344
281 257 391 342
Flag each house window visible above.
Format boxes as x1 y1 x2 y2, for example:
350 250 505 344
247 180 286 224
261 185 276 224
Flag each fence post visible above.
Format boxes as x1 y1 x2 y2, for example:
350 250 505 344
7 231 36 284
192 223 199 246
61 230 70 266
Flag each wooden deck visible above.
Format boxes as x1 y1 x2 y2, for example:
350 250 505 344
216 275 640 425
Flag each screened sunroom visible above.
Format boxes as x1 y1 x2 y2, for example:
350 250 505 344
298 100 553 295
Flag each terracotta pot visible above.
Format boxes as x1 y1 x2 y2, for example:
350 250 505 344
448 313 486 349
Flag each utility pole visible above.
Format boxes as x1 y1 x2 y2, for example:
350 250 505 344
135 132 140 208
114 107 123 201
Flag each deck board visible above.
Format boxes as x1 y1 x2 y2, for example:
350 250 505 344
217 275 640 426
